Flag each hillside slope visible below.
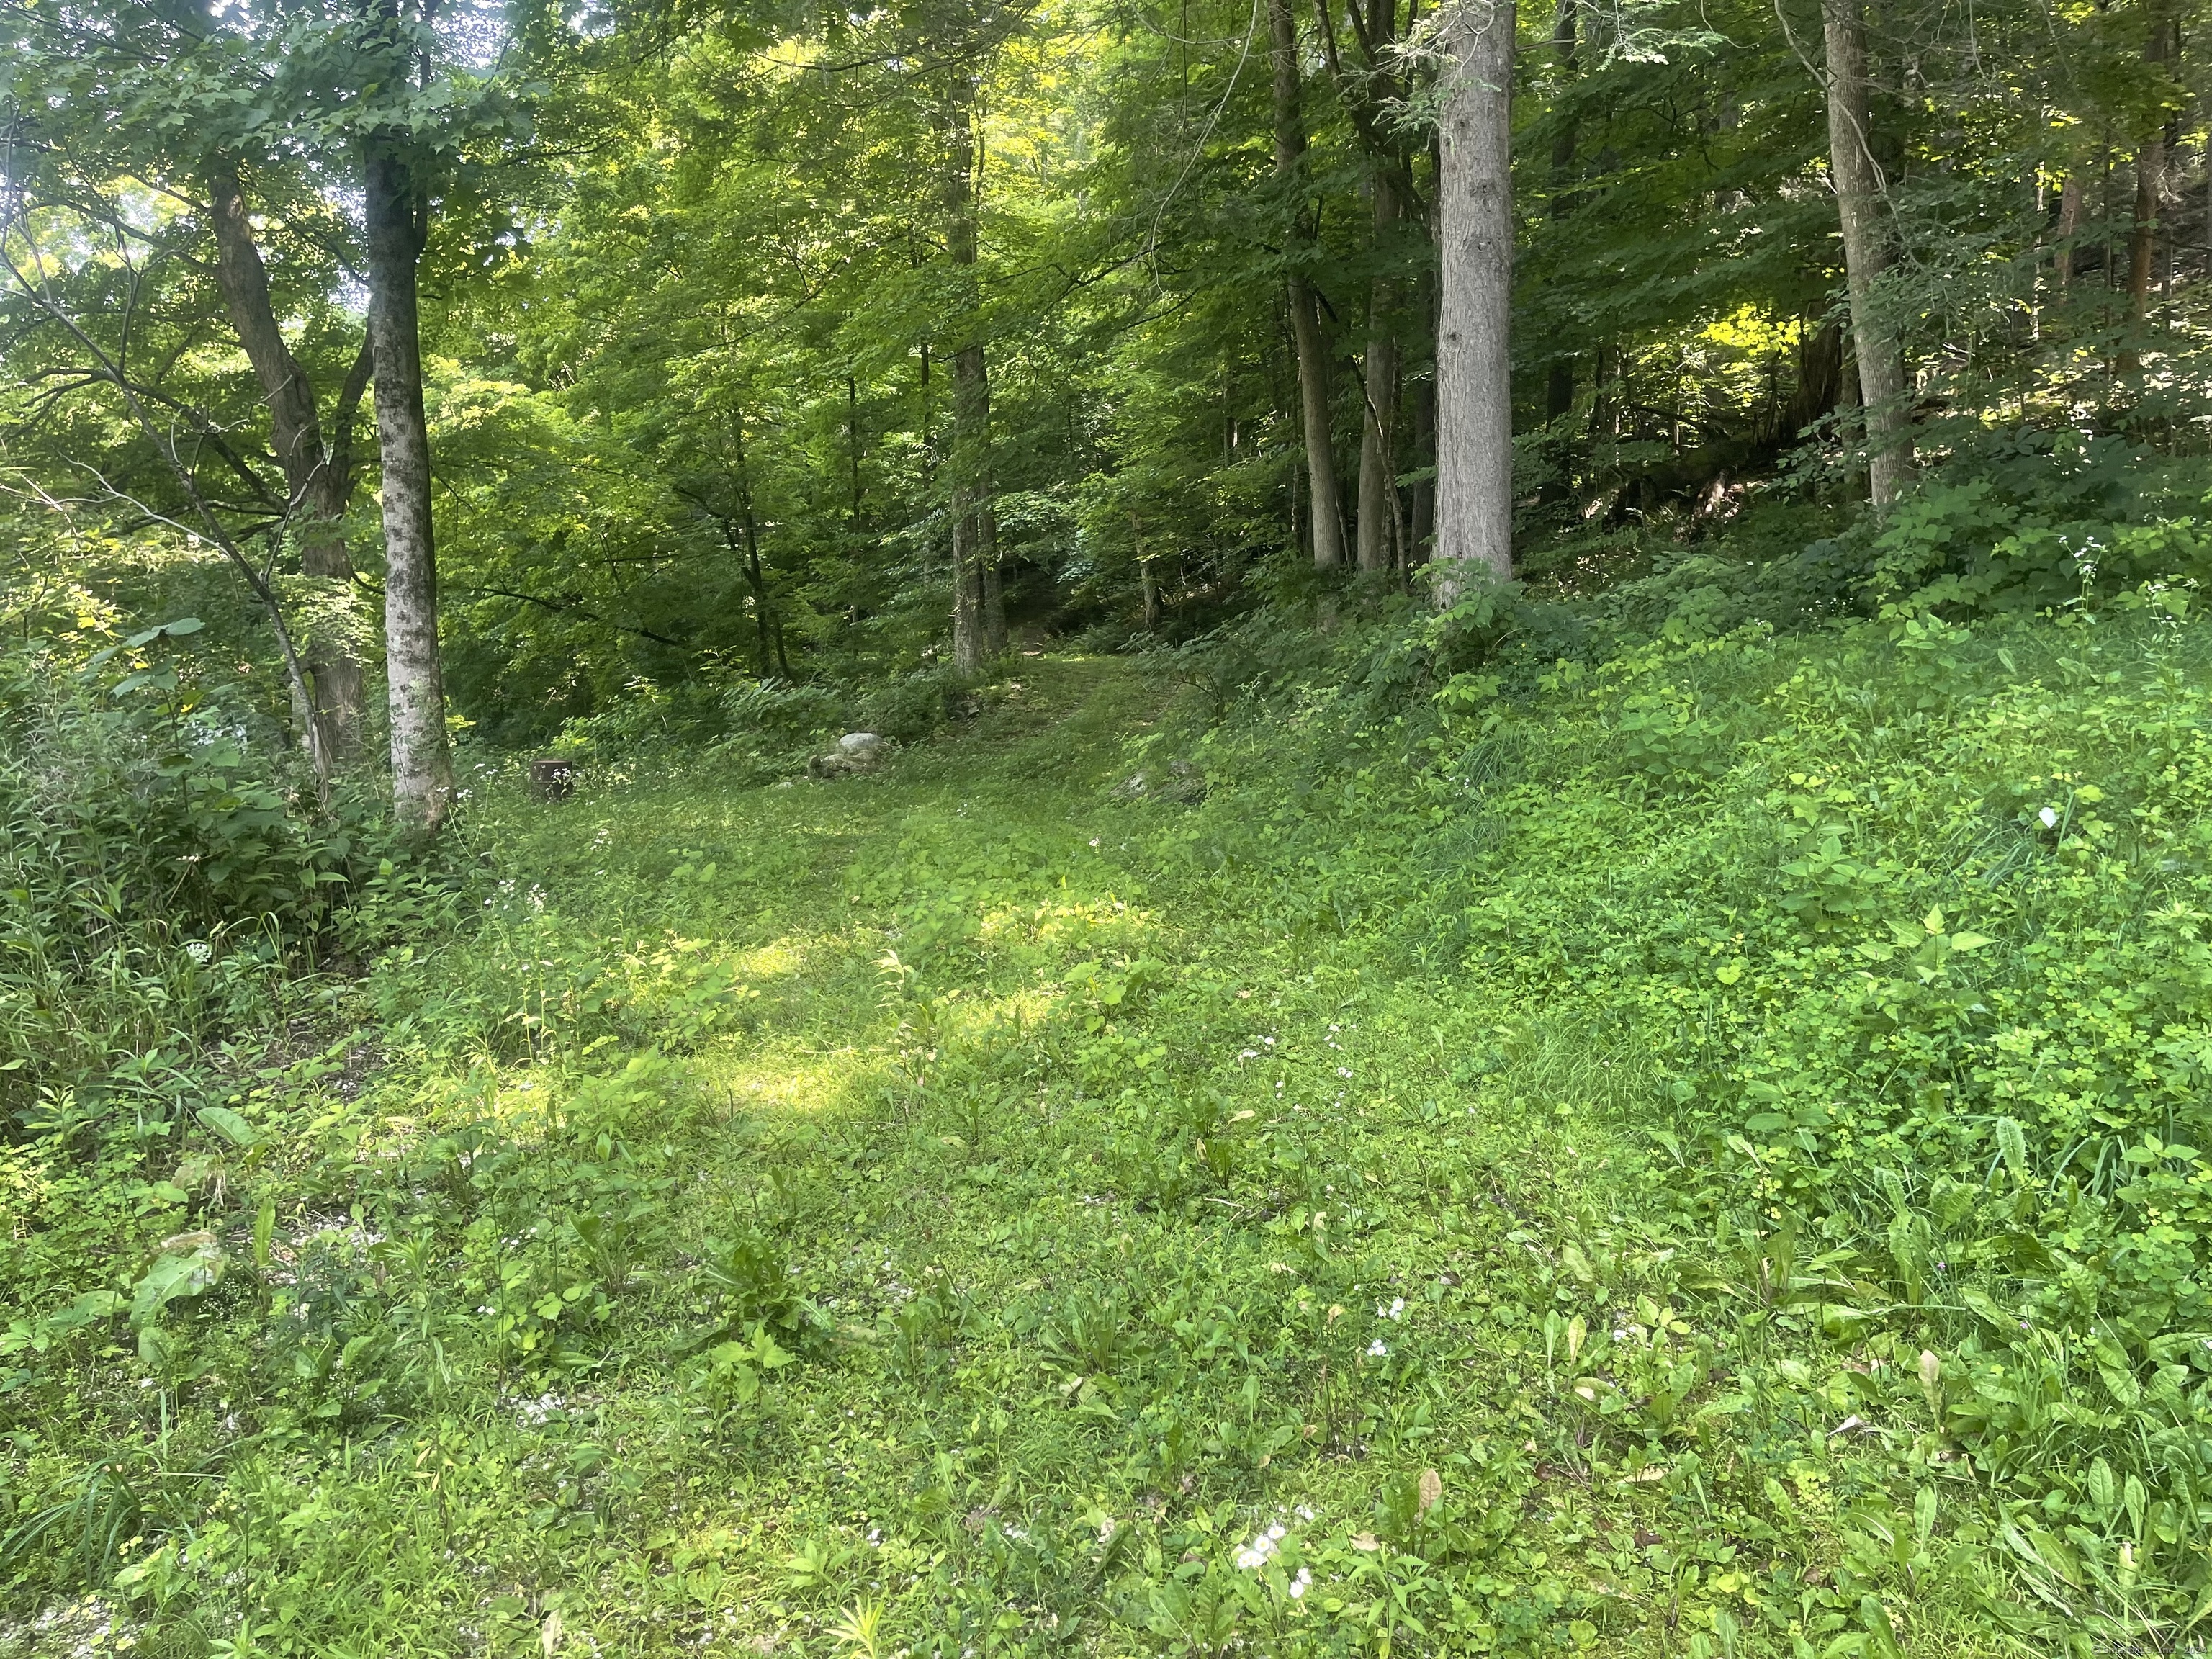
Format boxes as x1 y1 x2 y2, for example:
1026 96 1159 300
9 630 2211 1655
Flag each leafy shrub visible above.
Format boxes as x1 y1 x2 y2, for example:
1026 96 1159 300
0 628 439 1132
1859 430 2212 616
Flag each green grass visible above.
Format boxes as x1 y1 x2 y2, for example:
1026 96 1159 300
6 634 2206 1656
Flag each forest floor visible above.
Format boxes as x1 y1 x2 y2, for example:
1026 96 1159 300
9 651 2057 1657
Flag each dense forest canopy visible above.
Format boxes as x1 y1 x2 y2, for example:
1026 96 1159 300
6 0 2207 772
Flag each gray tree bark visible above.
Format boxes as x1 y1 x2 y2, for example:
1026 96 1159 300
364 143 452 832
2054 174 2082 291
206 160 367 760
1434 0 1516 599
1357 171 1401 574
948 351 992 673
1822 0 1913 507
1269 0 1349 570
1543 0 1578 423
941 74 994 673
981 498 1007 656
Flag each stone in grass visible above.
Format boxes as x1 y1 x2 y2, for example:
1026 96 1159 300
810 732 891 779
1110 758 1205 804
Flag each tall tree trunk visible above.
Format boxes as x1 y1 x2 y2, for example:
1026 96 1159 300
2054 174 2082 291
949 341 989 674
745 523 773 678
1269 0 1349 570
981 499 1007 656
1822 0 1913 507
364 142 451 832
1357 172 1401 573
1408 354 1435 565
206 159 367 761
1544 0 1578 423
2123 5 2176 371
941 75 994 674
1309 0 1423 573
729 407 778 678
1434 0 1516 598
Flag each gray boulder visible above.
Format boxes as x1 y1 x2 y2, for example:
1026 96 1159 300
810 732 892 779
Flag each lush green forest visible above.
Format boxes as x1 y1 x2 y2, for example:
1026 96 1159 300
12 0 2212 1653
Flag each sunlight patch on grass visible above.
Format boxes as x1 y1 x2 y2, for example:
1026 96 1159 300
699 1045 878 1121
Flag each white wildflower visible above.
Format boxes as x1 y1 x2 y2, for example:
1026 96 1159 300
1288 1567 1312 1599
1367 1339 1388 1357
1233 1529 1282 1570
2039 806 2059 828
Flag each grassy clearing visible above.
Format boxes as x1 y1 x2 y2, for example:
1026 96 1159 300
6 636 2202 1656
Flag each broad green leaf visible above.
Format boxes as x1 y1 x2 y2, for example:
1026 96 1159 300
130 1235 224 1325
196 1105 260 1148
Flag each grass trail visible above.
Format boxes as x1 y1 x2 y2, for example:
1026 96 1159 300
8 653 2020 1657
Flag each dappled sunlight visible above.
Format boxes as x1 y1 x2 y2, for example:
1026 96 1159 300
696 1043 882 1122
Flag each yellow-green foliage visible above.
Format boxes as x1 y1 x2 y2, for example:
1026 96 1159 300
5 631 2211 1656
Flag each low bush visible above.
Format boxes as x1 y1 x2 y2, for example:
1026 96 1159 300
0 624 454 1135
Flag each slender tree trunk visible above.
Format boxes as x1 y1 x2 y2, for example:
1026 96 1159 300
941 75 994 674
1309 0 1422 573
1269 0 1349 570
206 160 367 760
745 523 773 678
2123 7 2176 372
950 343 989 673
364 142 451 832
847 372 865 529
2055 174 2082 290
2124 138 2166 369
1409 356 1435 565
1434 0 1516 598
1545 0 1578 423
1837 348 1868 500
729 407 780 678
1357 173 1402 573
981 499 1007 655
1822 0 1913 507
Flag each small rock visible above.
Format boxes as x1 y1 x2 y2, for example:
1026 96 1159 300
1110 759 1205 804
809 733 892 780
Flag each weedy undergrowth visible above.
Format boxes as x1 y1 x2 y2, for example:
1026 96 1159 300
6 637 2210 1656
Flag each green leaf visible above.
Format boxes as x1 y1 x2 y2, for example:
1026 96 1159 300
2098 1360 2141 1408
1959 1286 2018 1333
196 1105 259 1148
130 1235 224 1325
1947 931 1992 951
